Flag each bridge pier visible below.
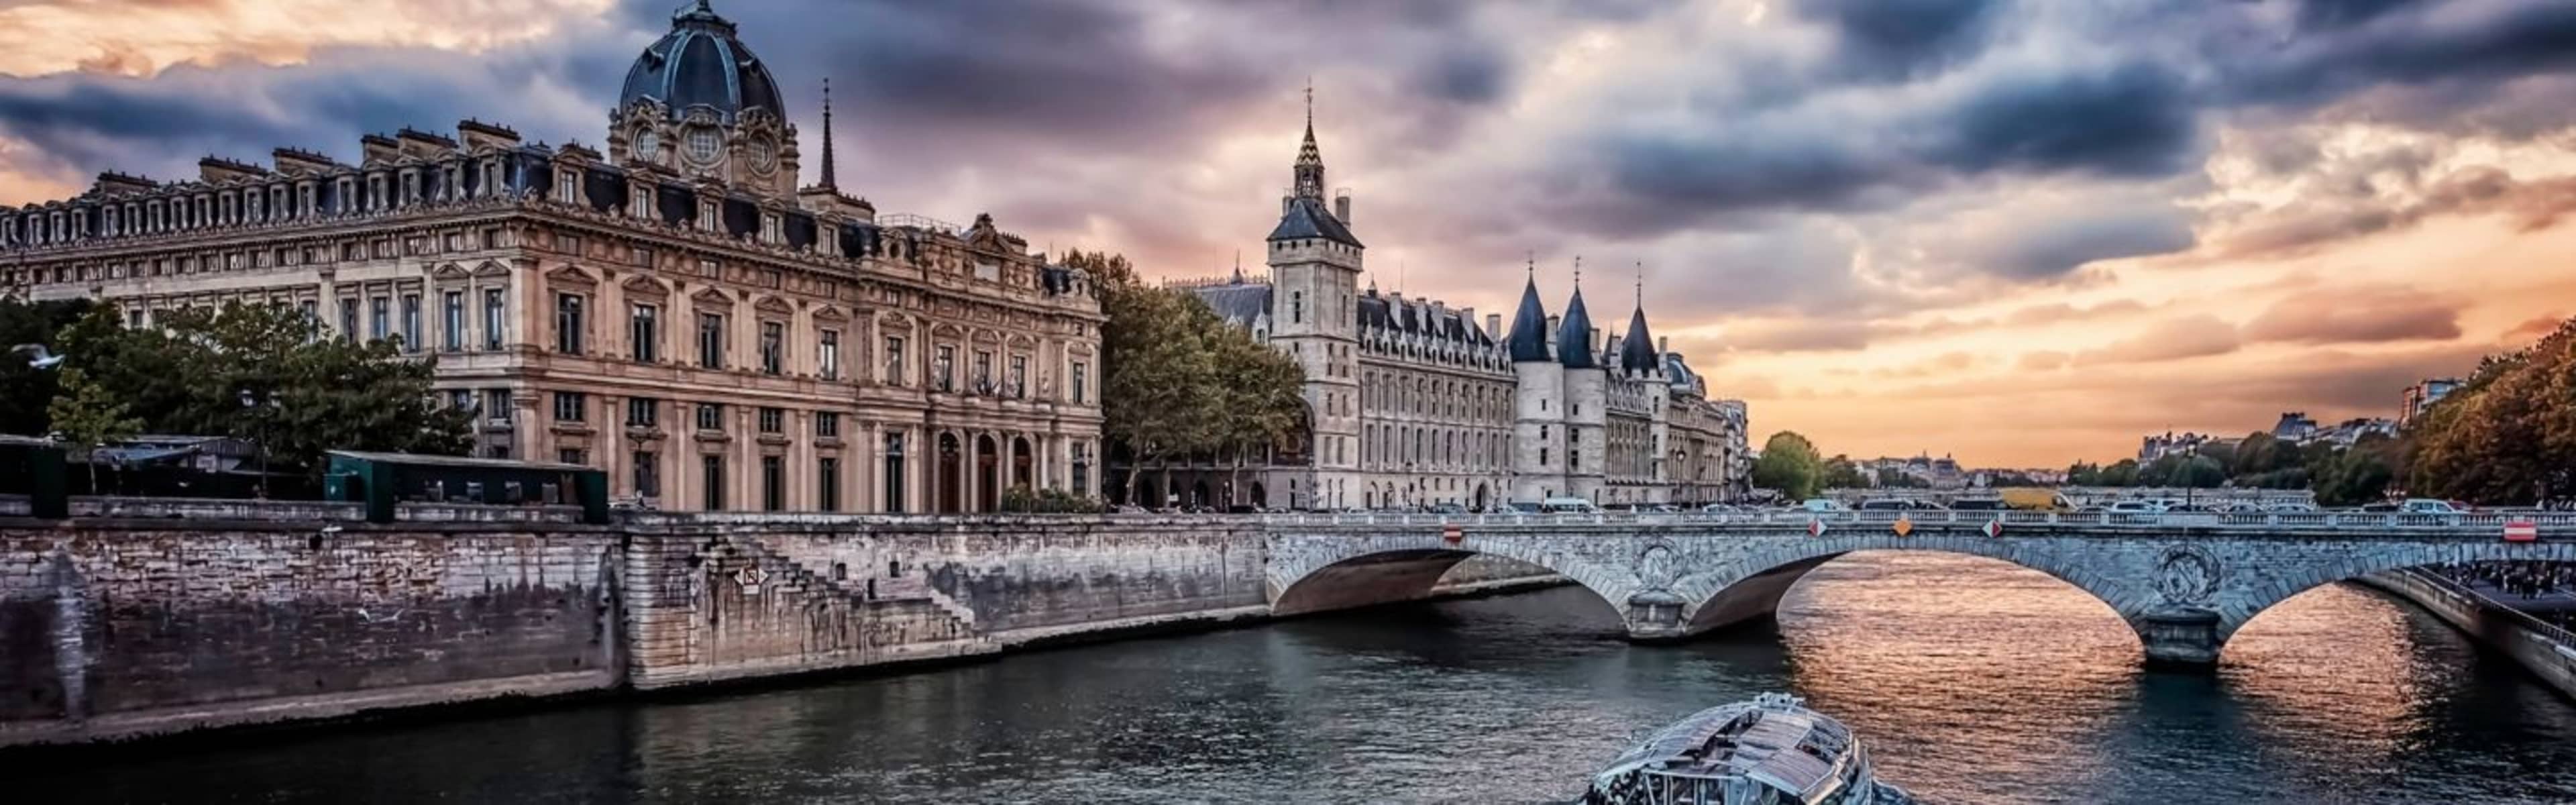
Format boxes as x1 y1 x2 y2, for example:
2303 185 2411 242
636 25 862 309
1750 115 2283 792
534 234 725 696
2134 608 2224 671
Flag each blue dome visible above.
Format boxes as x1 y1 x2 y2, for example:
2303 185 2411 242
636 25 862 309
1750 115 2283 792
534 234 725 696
619 1 785 123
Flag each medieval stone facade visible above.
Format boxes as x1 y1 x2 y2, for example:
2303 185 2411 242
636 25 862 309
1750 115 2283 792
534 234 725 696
1180 116 1752 510
3 2 1104 513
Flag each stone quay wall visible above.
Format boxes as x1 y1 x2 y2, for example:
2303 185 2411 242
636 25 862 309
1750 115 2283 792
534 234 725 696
0 506 1560 747
2359 569 2576 701
1 505 625 748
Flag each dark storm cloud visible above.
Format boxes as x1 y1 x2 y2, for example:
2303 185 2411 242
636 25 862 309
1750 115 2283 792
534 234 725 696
1794 0 1999 76
1926 62 2198 178
1974 203 2196 280
0 38 628 185
2218 1 2576 109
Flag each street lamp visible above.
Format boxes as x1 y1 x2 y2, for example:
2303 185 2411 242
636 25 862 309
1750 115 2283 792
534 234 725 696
238 388 272 498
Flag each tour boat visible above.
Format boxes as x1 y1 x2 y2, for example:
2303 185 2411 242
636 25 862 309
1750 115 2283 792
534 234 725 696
1583 693 1915 805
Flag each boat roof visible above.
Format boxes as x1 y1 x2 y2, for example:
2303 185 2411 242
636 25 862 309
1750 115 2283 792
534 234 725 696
1593 694 1858 801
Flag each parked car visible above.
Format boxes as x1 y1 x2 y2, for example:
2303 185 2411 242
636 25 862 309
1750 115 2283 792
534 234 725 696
2106 500 2167 514
2359 502 2402 513
1699 503 1739 513
1949 498 2009 512
2263 502 2320 513
1800 498 1852 513
1540 497 1603 514
2401 498 2464 515
1856 499 1913 511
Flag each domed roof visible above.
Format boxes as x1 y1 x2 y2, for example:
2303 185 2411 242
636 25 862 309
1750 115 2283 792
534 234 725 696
619 1 785 123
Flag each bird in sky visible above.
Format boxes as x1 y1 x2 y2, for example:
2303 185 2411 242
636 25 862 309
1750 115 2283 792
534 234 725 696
10 343 64 370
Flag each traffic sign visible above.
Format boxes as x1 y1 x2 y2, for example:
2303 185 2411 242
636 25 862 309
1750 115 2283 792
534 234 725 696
1807 519 1827 537
2506 519 2539 543
1443 525 1465 545
1892 517 1913 537
1982 518 2004 538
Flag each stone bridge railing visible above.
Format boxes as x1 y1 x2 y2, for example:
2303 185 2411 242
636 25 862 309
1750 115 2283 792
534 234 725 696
1252 509 2576 536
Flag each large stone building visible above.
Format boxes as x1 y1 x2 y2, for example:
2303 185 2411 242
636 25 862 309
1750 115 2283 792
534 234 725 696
1173 114 1750 510
3 2 1105 513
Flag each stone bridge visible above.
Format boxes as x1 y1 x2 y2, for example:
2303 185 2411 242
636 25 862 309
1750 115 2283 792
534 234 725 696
1264 511 2576 667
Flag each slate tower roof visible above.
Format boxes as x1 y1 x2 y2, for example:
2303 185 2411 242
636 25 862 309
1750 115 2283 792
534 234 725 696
1505 272 1552 363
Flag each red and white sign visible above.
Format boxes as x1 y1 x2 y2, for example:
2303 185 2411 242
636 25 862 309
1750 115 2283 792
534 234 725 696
2505 519 2540 543
1443 525 1465 545
1982 518 2004 539
1807 519 1827 537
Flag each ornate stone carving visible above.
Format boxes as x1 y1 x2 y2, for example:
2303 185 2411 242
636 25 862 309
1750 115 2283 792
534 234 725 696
2155 544 2220 607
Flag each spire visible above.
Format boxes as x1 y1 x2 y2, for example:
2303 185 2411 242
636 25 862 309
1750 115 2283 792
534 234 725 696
1505 259 1552 363
818 78 838 191
1559 257 1599 369
1231 250 1244 284
1293 81 1324 200
1620 261 1659 376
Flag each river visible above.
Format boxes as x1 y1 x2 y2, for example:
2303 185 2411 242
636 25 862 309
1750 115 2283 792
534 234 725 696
21 551 2576 804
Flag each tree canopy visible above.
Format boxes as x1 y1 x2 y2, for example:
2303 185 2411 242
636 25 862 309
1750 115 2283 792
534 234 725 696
1751 431 1825 500
50 302 470 474
1068 250 1306 504
2407 317 2576 504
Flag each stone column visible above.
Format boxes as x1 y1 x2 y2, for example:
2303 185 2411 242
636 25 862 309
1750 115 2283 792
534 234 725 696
2133 609 2224 671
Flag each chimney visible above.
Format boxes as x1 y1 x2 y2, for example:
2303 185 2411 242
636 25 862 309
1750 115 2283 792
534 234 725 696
1658 335 1669 354
1591 327 1603 351
1334 191 1352 225
1547 315 1562 346
1487 313 1502 338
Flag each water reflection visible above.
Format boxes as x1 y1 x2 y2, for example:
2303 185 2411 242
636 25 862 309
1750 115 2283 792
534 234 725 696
18 551 2576 804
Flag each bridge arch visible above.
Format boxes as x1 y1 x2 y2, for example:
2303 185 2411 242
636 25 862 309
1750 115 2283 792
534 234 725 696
1668 533 2144 639
1267 533 1643 629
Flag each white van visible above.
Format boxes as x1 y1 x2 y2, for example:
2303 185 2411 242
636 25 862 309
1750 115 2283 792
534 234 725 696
1540 497 1603 514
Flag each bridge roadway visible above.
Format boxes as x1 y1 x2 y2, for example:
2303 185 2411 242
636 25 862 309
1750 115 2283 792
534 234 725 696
1260 509 2576 667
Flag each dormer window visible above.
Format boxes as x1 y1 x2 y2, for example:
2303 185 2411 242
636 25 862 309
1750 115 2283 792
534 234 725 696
761 213 781 245
700 201 720 233
634 129 661 163
483 160 502 196
632 186 655 219
555 170 578 203
368 176 386 210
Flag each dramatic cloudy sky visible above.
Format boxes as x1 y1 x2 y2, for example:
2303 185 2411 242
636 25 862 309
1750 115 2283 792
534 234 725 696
5 0 2574 467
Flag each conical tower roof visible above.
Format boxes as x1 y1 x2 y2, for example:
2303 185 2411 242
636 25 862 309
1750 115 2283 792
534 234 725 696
1558 281 1598 370
1505 270 1552 363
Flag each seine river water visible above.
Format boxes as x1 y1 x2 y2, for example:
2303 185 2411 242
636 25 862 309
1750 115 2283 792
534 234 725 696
23 552 2576 804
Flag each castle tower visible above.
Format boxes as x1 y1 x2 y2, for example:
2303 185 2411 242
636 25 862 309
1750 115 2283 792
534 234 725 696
1619 275 1672 504
1506 261 1564 503
1558 268 1607 503
1267 93 1362 508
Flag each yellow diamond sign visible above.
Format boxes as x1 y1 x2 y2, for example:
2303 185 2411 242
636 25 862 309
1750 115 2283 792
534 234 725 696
1892 517 1913 537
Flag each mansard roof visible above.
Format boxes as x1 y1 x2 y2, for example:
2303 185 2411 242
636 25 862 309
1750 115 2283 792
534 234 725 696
1558 285 1598 369
1191 282 1273 325
1357 290 1493 346
1266 195 1362 248
1505 275 1552 363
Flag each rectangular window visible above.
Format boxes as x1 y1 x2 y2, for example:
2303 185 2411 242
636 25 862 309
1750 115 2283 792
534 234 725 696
1009 355 1028 398
482 288 505 350
339 297 360 341
817 458 840 513
626 398 658 428
883 336 906 385
1072 362 1088 405
369 297 389 341
698 313 724 369
702 455 725 511
557 448 587 466
759 321 784 375
555 293 584 355
761 455 785 512
400 294 421 352
630 303 659 363
816 411 840 438
882 433 906 514
553 391 586 423
936 345 955 392
448 389 474 411
758 407 784 433
632 451 659 497
484 389 513 423
973 350 993 392
696 403 723 431
441 291 464 352
818 329 841 380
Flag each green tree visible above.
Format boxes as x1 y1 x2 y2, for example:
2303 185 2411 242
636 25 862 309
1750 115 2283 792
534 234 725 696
57 302 468 476
1075 250 1224 504
2408 317 2575 504
1210 309 1307 507
1751 431 1825 500
2178 454 2229 490
2098 459 2141 487
47 366 140 493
